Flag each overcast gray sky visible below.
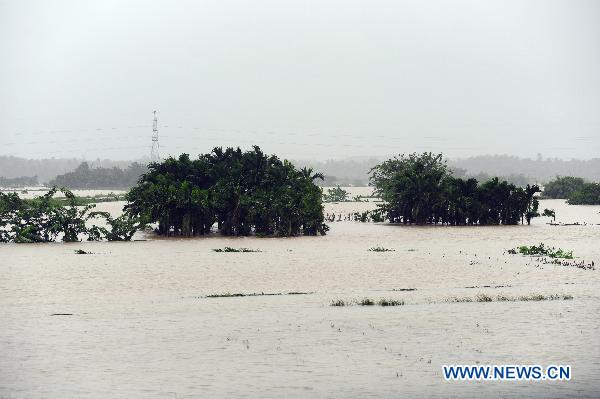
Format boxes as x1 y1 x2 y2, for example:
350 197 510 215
1 0 598 160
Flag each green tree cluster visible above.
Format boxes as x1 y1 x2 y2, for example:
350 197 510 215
370 153 540 225
125 146 328 237
567 183 600 205
0 187 141 243
543 176 586 199
49 162 147 189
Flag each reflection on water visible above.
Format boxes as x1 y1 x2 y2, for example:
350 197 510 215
1 190 599 398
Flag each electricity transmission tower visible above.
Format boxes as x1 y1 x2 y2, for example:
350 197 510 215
151 110 160 163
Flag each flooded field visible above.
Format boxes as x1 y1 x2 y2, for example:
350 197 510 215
2 190 599 398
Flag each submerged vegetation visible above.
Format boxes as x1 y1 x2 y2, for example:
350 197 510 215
325 209 385 223
541 208 556 222
508 243 574 259
446 293 573 303
0 187 141 243
368 246 395 252
377 298 405 306
322 186 350 202
212 247 261 253
125 147 328 237
330 298 405 307
331 292 575 307
370 153 541 225
205 291 312 298
3 149 595 245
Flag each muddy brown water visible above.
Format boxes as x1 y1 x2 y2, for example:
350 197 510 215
1 192 599 398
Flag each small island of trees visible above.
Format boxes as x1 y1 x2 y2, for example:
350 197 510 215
542 176 600 205
370 153 541 225
125 146 328 237
5 149 591 244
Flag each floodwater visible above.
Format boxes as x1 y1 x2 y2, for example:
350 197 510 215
1 190 600 398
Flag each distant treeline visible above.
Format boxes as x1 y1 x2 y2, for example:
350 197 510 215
0 155 145 183
2 154 599 188
49 162 148 189
0 175 38 187
543 176 600 205
449 155 600 183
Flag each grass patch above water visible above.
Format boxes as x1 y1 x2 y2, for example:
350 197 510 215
332 293 573 307
359 297 375 306
331 299 347 307
475 293 493 302
330 297 405 307
212 247 262 253
517 293 573 301
508 243 574 259
447 293 573 303
377 298 405 306
368 246 395 252
205 291 312 298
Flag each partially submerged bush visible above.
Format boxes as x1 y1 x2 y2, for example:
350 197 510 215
0 187 142 243
323 186 349 202
509 243 574 259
